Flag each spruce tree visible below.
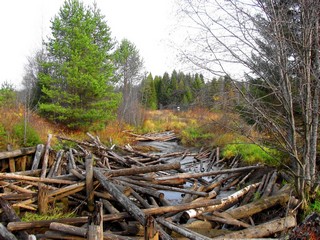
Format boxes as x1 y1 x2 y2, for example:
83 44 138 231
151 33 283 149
38 0 120 130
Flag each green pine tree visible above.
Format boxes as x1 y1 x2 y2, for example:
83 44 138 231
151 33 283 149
38 0 120 130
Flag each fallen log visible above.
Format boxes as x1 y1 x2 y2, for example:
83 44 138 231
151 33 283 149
0 173 76 184
155 165 263 181
212 214 296 239
0 223 18 240
93 168 147 226
181 183 260 221
0 147 36 160
100 162 181 177
118 177 208 197
156 217 212 240
225 192 290 219
50 222 86 237
0 197 30 240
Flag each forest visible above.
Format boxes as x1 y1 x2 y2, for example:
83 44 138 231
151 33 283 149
0 0 319 239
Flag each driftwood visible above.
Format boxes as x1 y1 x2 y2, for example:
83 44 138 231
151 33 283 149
0 197 30 240
155 165 263 181
181 183 260 221
213 214 296 239
157 217 212 240
0 147 36 160
0 223 18 240
93 168 147 226
101 162 181 177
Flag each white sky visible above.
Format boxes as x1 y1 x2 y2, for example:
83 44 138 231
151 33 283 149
0 0 181 89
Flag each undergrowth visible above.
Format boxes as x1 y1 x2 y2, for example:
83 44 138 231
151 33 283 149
222 141 281 166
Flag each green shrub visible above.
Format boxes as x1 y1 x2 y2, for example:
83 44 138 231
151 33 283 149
222 142 280 166
310 200 320 213
13 122 41 147
181 126 213 146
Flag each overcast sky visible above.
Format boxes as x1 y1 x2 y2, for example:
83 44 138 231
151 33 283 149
0 0 181 89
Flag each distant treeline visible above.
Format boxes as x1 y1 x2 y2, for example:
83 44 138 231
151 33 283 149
139 70 239 110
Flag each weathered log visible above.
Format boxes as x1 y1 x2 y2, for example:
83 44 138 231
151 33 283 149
131 190 152 209
93 168 147 226
101 162 181 178
0 180 35 194
50 222 86 237
41 134 52 178
0 197 29 240
41 231 86 239
157 217 212 240
261 171 277 198
88 201 103 240
0 173 76 184
181 183 260 221
200 212 251 228
70 168 85 180
6 169 42 176
225 192 290 220
0 223 18 240
155 165 263 181
48 150 64 178
86 154 94 212
213 214 296 239
31 144 45 170
116 180 164 199
118 177 208 197
102 199 129 232
0 147 36 160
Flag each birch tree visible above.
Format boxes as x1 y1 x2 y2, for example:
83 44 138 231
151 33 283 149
178 0 320 205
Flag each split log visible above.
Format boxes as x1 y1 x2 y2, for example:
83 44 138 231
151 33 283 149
0 147 36 160
155 165 263 181
157 217 212 240
213 214 296 239
101 162 180 177
93 168 147 226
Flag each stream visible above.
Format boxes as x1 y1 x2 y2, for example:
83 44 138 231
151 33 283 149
137 139 236 204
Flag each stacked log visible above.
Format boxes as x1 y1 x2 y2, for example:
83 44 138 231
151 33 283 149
0 132 299 239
